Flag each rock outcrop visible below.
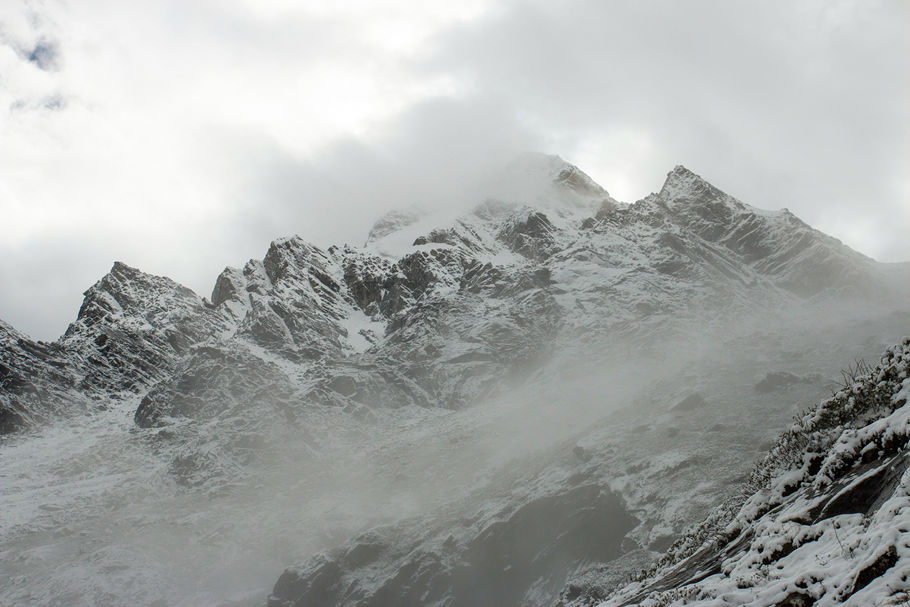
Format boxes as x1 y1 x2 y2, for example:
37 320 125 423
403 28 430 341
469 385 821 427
587 339 910 607
269 482 637 607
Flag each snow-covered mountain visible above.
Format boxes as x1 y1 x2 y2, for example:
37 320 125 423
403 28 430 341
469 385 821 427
1 154 908 606
3 156 902 437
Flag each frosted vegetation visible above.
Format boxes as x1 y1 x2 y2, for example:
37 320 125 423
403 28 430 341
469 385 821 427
599 339 910 607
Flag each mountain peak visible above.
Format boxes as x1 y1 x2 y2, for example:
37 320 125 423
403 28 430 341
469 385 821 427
501 151 571 178
657 165 791 222
365 207 425 246
659 165 716 201
657 164 769 218
69 261 201 334
489 152 611 205
106 260 143 283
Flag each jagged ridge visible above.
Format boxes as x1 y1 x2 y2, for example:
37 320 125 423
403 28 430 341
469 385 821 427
1 157 902 467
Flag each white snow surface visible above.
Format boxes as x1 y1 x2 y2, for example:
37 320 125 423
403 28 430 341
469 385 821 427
339 307 385 353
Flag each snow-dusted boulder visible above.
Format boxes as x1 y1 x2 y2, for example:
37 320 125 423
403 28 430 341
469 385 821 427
590 339 910 607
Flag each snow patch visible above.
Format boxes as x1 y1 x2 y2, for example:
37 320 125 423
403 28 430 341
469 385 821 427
340 308 386 354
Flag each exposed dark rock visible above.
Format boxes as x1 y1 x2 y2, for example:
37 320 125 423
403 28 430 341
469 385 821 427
815 454 910 521
573 445 591 462
134 345 295 429
270 557 343 607
496 212 559 261
775 591 815 607
343 255 399 313
555 165 608 198
671 393 706 412
849 545 898 596
211 267 245 307
269 484 637 607
754 371 819 393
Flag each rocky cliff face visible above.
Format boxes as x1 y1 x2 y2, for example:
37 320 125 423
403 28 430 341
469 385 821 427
1 155 907 606
0 319 80 432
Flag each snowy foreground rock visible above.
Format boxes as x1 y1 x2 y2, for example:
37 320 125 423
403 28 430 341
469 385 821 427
1 155 909 606
587 339 910 607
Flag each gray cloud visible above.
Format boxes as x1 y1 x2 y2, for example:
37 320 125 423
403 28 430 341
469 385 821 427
26 38 59 70
421 0 909 256
203 95 540 251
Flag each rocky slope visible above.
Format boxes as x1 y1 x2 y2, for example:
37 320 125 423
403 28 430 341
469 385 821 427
263 321 910 607
0 319 81 432
585 338 910 607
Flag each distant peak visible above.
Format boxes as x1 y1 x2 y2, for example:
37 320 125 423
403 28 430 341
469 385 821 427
262 235 331 283
486 151 612 210
266 235 315 257
100 261 185 291
70 261 199 331
366 208 424 245
554 164 608 198
657 166 796 225
90 261 189 297
662 164 706 188
109 260 141 278
658 164 726 205
498 152 593 189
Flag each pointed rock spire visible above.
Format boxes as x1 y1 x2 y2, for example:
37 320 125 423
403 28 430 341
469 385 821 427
658 165 723 204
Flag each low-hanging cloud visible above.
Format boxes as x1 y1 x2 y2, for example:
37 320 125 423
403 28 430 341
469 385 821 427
424 0 909 255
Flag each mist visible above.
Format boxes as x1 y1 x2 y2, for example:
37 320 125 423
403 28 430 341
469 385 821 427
3 286 908 605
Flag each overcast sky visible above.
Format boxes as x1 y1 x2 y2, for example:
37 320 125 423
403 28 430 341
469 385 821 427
1 0 907 340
